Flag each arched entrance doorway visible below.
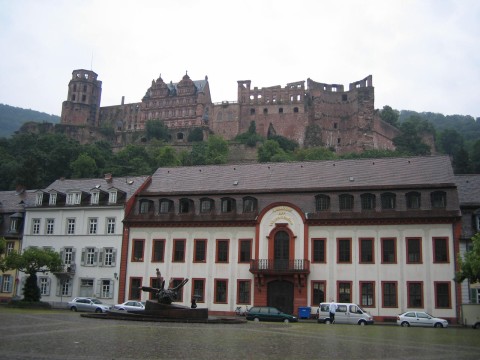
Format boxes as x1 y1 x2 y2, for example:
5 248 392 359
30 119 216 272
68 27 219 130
268 280 294 315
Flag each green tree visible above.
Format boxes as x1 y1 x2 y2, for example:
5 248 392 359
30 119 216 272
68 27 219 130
438 129 464 156
455 233 480 284
187 127 204 142
111 144 153 175
206 135 229 164
71 153 98 178
393 116 432 155
293 147 337 161
380 105 400 127
190 142 208 165
268 134 298 153
145 120 170 141
471 140 480 173
452 147 472 174
235 121 264 147
3 247 62 302
258 140 288 162
155 146 180 167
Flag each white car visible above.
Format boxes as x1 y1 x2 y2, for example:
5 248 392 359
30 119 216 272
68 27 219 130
397 311 449 328
113 300 145 311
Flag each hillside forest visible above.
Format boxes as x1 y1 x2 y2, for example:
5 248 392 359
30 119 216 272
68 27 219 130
0 103 479 191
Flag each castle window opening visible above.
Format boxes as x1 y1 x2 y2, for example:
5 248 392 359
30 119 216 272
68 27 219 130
356 83 361 88
294 107 299 113
250 95 255 101
263 108 268 115
83 85 87 92
71 95 76 101
297 94 301 101
82 95 86 102
332 87 337 92
73 84 77 91
177 132 184 140
250 108 255 115
290 95 294 102
279 108 283 114
334 123 338 129
342 94 348 101
337 138 341 144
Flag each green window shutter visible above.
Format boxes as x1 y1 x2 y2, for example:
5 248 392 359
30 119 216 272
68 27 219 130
98 249 104 267
81 248 86 265
95 279 101 298
112 249 117 267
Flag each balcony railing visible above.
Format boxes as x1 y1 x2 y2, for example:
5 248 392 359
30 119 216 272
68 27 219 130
249 259 310 274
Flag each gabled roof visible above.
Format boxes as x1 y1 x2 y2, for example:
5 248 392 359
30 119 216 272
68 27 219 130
454 174 480 206
146 156 455 195
0 190 37 213
43 176 149 201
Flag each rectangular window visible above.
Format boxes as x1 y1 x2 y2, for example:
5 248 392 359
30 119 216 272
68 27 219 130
35 193 43 206
49 193 57 205
129 278 142 300
337 238 351 263
337 281 352 303
194 239 206 262
132 239 145 262
192 279 205 303
106 218 116 234
406 237 422 263
67 218 75 235
216 239 229 263
381 238 396 263
382 281 397 307
91 191 99 205
152 239 165 262
214 279 228 303
99 279 113 298
435 282 451 308
9 218 18 232
360 281 375 307
170 278 185 302
312 239 326 263
237 280 251 304
173 239 185 262
109 191 117 204
238 239 252 263
408 282 423 308
6 241 14 255
59 278 72 297
67 192 81 205
82 247 97 266
46 219 55 235
39 277 50 296
102 248 115 266
433 237 449 263
62 247 74 266
359 238 374 264
32 219 41 234
1 275 12 292
311 281 326 305
89 218 98 235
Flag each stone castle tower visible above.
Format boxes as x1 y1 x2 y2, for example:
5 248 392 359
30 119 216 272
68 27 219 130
60 70 400 154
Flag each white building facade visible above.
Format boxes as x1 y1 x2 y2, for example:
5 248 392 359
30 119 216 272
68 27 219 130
121 156 461 322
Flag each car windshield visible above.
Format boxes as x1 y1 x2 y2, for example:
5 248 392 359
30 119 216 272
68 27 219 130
91 299 102 304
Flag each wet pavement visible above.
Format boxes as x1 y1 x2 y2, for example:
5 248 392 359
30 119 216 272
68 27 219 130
0 307 479 359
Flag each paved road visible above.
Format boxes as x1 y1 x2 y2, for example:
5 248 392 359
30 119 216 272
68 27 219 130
0 308 479 359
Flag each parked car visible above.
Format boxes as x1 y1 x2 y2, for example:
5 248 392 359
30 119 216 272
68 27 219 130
317 302 374 325
246 306 298 323
114 300 145 311
397 311 448 328
68 297 112 313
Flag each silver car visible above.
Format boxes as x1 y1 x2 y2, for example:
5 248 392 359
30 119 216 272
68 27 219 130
113 300 145 311
68 297 112 313
397 311 448 328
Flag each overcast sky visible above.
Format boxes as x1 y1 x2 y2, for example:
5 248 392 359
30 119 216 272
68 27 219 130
0 0 479 118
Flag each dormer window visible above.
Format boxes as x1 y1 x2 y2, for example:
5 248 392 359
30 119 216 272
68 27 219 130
49 193 57 206
431 191 446 209
109 190 117 204
406 192 421 209
139 199 154 214
36 193 43 206
243 197 257 213
179 198 193 214
221 197 236 213
91 191 99 205
200 198 214 213
66 192 81 205
159 199 174 214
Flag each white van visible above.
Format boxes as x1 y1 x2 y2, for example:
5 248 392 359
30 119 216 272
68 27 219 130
317 302 374 325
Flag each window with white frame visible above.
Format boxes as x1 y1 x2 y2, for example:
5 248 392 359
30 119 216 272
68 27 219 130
67 218 75 234
39 277 51 296
66 192 81 205
98 279 113 298
90 191 99 205
106 218 116 234
88 218 98 235
46 218 55 234
1 275 12 292
61 247 75 265
108 190 117 204
9 217 19 232
6 241 14 255
99 248 116 267
57 278 72 297
35 193 43 206
49 193 57 205
82 247 98 266
32 218 41 234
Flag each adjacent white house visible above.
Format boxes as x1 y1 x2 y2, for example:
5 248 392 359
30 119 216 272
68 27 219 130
21 174 149 306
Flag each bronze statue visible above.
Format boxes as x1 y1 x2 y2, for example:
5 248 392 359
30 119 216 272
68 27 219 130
140 269 189 305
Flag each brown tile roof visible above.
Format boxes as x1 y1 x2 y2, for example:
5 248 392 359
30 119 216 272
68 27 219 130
454 174 480 205
146 156 455 194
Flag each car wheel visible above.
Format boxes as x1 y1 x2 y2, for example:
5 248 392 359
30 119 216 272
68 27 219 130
325 319 332 325
474 323 480 329
283 319 290 324
434 322 443 328
95 308 102 313
401 321 410 327
70 306 77 312
253 317 260 322
359 320 366 326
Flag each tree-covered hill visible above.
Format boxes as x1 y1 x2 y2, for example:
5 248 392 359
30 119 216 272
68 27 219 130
0 104 60 138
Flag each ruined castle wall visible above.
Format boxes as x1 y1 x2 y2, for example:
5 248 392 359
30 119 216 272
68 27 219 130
211 102 240 140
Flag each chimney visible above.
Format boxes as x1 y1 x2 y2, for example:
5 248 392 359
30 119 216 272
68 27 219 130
121 96 125 105
104 173 113 183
